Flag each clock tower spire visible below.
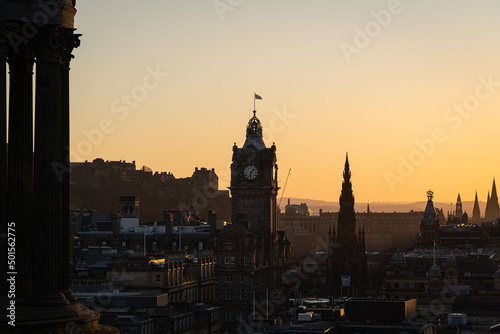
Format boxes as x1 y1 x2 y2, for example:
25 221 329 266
230 109 278 234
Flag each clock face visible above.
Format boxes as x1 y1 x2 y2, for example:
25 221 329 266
447 270 455 278
431 280 439 289
244 165 258 180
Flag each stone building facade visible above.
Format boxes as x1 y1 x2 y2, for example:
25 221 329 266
214 110 291 333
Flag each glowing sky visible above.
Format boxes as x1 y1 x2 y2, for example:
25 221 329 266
69 1 500 204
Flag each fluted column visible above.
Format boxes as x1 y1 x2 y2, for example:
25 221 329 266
31 27 68 306
60 29 80 303
6 45 34 298
0 27 8 297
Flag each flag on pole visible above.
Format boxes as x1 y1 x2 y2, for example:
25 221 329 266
254 93 262 100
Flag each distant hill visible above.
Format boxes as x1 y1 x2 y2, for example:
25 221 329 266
281 197 486 217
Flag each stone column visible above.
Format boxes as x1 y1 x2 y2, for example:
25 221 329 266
31 27 68 306
6 43 35 298
0 26 7 298
60 28 80 303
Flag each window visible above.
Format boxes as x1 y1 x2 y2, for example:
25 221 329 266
229 256 235 265
122 241 126 247
102 241 106 246
225 289 233 300
172 242 177 250
395 282 400 289
152 241 157 250
240 274 245 283
199 241 203 251
225 256 229 264
224 310 233 322
226 274 234 283
240 289 245 300
155 274 161 283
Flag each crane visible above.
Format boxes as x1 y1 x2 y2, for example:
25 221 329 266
278 168 292 209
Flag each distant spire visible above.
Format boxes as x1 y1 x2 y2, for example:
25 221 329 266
343 152 351 182
337 153 355 247
472 191 481 223
456 193 463 218
367 201 370 214
486 178 500 221
493 178 498 199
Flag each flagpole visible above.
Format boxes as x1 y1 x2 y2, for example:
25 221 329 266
253 92 256 111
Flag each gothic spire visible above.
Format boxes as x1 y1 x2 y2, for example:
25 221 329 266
472 191 481 223
488 178 500 220
337 153 356 247
491 178 498 203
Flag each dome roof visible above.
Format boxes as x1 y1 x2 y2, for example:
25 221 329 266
390 250 406 264
424 199 437 217
430 264 441 272
243 111 266 150
423 190 437 217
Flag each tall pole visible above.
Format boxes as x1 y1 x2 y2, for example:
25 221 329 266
266 287 269 320
253 291 256 320
144 228 147 257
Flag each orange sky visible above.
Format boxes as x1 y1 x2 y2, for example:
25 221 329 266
67 1 500 204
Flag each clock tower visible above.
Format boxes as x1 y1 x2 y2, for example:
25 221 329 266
215 109 290 332
230 110 278 237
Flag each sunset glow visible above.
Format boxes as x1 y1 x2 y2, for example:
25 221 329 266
69 1 500 204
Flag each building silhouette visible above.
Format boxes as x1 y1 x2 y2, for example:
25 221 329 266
215 110 290 332
485 178 499 221
472 191 481 224
417 190 441 246
327 154 366 297
447 193 468 224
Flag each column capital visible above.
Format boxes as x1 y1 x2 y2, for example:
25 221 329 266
0 22 20 57
60 29 81 68
0 26 8 57
33 27 65 63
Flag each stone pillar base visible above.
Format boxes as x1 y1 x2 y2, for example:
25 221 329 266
0 298 118 334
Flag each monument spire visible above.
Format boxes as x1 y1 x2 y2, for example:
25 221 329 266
337 152 356 247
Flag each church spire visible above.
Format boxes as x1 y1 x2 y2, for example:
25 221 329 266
486 179 499 221
472 191 481 223
456 193 463 218
492 178 498 201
